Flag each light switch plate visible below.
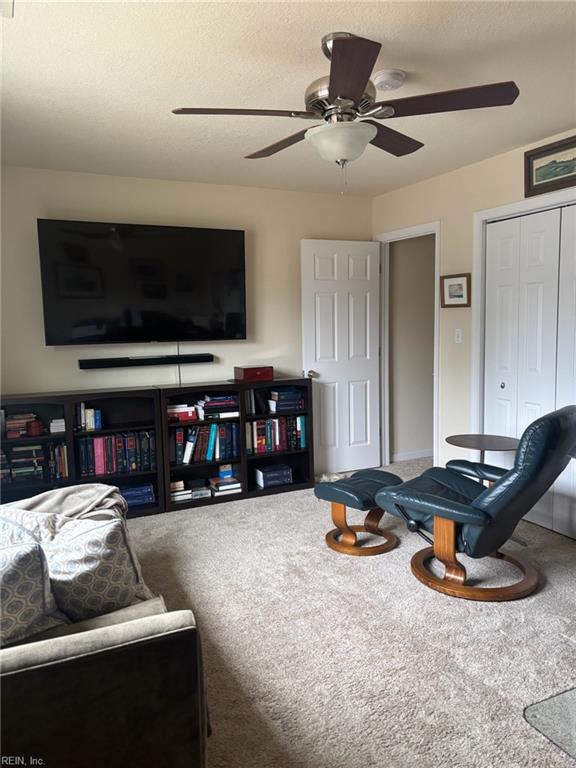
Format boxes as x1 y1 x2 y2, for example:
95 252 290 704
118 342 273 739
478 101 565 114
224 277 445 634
455 328 463 344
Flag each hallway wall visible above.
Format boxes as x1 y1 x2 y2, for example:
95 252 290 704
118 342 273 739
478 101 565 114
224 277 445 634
389 235 435 460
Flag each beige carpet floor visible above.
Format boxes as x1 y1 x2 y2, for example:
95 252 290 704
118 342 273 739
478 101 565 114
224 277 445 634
128 461 576 768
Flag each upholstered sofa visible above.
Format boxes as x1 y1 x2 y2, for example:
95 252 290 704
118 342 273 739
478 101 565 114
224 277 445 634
0 484 207 768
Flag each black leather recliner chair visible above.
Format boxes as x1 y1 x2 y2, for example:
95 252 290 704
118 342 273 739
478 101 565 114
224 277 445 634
375 406 576 601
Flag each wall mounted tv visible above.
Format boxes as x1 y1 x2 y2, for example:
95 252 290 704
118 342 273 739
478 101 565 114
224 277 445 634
37 219 246 345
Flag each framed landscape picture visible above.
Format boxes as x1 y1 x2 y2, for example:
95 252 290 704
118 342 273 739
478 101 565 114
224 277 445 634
524 136 576 197
440 273 471 308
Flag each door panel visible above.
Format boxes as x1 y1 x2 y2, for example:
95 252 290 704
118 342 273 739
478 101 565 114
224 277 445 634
517 210 560 527
485 211 561 528
516 209 560 435
485 218 520 441
302 239 381 473
554 205 576 538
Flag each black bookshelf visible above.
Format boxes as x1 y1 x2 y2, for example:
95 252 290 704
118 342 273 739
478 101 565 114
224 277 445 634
1 388 164 518
1 378 314 517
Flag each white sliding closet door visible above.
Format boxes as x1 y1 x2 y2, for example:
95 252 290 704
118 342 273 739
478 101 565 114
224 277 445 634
485 217 521 445
554 205 576 539
518 210 560 527
485 209 561 528
516 210 560 433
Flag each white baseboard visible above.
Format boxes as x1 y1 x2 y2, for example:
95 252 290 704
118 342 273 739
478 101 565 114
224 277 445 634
391 449 433 463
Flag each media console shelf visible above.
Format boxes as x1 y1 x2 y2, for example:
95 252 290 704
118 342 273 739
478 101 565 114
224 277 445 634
1 378 314 517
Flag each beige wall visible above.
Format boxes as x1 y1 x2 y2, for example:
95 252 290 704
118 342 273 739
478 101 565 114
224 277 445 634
372 129 575 463
0 166 371 394
389 235 435 459
3 130 574 461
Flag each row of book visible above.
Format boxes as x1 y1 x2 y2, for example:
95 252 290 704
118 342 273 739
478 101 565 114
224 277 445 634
1 410 66 439
75 403 103 431
167 394 240 423
5 444 44 482
246 416 307 454
4 412 39 439
255 464 293 489
7 444 46 482
47 443 69 480
170 475 242 503
170 423 240 465
121 484 156 508
244 387 306 416
0 443 69 483
1 449 11 483
78 431 156 477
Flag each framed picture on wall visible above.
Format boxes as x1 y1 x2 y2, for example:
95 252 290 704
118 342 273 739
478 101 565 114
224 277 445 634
440 273 471 308
524 136 576 197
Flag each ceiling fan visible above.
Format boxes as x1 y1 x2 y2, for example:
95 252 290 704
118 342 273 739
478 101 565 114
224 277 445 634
173 32 519 166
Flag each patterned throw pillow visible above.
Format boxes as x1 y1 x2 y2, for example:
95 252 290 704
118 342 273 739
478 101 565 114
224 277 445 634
0 498 153 623
42 516 153 621
0 542 68 645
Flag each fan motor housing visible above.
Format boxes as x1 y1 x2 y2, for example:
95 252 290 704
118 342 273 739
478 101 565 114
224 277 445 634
304 76 376 117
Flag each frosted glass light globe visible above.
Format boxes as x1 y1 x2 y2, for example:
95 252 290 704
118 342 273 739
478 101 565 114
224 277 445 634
305 121 377 164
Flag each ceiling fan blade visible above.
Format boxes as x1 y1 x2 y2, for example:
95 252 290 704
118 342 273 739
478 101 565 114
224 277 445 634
245 127 314 159
173 107 317 119
328 36 381 104
372 81 519 118
362 120 424 156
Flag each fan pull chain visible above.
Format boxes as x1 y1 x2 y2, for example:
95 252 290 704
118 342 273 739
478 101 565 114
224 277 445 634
339 160 348 195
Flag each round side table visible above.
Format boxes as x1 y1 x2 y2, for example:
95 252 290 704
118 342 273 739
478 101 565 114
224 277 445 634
445 433 520 463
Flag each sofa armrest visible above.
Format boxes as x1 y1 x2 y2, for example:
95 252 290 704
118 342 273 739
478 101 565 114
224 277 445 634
1 611 207 768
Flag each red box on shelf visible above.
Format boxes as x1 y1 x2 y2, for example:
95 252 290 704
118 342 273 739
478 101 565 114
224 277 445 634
233 366 274 383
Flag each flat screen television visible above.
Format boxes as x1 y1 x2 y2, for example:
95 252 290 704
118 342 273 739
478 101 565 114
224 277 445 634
37 219 246 345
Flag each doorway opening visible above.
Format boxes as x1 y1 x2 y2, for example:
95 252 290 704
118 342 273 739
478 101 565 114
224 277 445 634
377 223 440 468
388 235 435 462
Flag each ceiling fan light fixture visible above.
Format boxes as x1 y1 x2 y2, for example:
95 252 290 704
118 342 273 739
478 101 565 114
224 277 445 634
305 121 377 165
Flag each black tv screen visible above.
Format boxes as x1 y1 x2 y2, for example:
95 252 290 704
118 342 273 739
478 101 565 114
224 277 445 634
37 219 246 345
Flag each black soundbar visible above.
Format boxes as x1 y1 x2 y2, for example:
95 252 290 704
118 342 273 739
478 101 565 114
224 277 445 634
79 354 215 370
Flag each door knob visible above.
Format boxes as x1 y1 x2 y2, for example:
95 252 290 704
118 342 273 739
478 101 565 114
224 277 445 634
307 370 320 379
500 382 506 389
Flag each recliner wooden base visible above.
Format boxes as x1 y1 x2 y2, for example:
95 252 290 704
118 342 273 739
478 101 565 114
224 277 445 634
410 517 539 601
325 502 398 556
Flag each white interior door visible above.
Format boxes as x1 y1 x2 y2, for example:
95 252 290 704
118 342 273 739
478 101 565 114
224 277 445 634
516 209 560 432
485 209 561 529
554 205 576 539
484 217 521 447
517 210 560 527
301 239 381 474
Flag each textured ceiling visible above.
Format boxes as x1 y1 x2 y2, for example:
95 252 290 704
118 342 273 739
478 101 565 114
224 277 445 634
2 1 575 195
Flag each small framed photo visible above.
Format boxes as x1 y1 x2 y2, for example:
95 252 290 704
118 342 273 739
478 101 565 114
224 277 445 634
524 136 576 198
441 273 471 308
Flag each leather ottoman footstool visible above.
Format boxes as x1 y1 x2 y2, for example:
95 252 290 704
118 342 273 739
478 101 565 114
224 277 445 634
314 469 403 556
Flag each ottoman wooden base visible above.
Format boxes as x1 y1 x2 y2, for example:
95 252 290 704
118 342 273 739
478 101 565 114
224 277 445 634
325 503 398 556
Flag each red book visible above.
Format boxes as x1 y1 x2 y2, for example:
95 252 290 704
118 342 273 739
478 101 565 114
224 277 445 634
93 437 106 475
256 420 267 454
115 437 125 472
175 428 185 464
177 411 197 422
127 434 137 471
219 425 227 459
